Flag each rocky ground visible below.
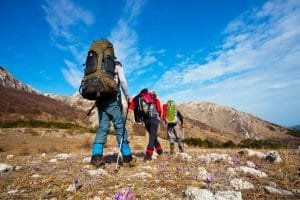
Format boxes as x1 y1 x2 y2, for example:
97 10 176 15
0 128 299 200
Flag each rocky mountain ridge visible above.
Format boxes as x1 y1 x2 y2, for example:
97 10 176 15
0 67 298 145
0 66 38 94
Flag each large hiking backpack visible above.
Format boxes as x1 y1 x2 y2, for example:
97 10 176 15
79 39 118 100
166 100 177 123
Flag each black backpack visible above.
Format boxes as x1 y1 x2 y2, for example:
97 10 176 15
79 39 118 100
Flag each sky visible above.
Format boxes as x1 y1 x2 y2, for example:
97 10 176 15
0 0 299 127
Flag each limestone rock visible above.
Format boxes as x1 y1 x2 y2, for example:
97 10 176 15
264 186 293 195
0 163 13 172
214 191 243 200
235 166 267 178
239 149 266 159
87 168 109 177
265 151 282 163
176 152 192 162
184 187 214 200
230 178 254 190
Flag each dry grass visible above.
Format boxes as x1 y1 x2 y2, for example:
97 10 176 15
0 128 299 199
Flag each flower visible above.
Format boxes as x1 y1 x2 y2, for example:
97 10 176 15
73 178 80 184
114 188 135 200
204 175 213 184
176 166 184 171
33 166 42 171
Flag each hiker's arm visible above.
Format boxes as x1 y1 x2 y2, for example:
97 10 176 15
116 65 129 97
177 111 183 125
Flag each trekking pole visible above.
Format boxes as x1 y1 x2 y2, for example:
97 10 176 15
182 125 185 152
114 97 129 172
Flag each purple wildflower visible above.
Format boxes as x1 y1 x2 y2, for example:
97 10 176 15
176 166 184 171
204 175 213 184
33 166 42 171
114 188 135 200
255 164 263 170
73 178 80 184
80 168 84 172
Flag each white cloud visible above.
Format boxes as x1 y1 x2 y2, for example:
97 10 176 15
42 0 93 41
61 60 82 88
42 0 93 89
157 0 300 126
109 0 159 76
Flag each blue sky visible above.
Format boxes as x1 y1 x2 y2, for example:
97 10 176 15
0 0 299 127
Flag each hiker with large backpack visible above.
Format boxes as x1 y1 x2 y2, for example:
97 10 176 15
129 88 164 161
162 100 184 154
79 38 135 168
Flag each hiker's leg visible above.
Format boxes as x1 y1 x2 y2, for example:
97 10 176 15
93 106 110 155
154 119 163 155
91 104 109 168
167 124 176 153
174 123 184 152
109 98 132 160
144 119 156 158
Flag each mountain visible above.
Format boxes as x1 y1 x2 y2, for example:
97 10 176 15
1 66 298 145
177 102 297 144
0 66 38 94
0 67 87 126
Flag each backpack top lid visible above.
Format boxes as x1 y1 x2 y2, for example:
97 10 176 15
141 92 154 104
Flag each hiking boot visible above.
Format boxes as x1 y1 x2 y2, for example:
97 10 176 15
170 144 175 155
123 155 136 168
90 155 105 168
143 154 152 162
179 145 184 153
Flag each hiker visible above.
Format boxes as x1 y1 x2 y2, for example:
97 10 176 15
162 100 184 154
79 39 135 168
129 88 163 161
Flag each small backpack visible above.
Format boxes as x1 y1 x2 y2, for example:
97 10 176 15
137 92 158 118
166 100 177 123
79 39 118 100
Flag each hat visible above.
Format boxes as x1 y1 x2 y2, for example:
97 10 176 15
140 88 148 94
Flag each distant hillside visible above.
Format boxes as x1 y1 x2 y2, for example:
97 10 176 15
290 125 300 130
0 86 87 126
0 67 87 127
176 102 299 145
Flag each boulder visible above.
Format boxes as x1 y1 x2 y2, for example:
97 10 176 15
0 163 13 172
214 191 243 200
56 153 70 160
184 187 243 200
176 152 192 162
184 187 214 200
264 186 293 195
235 166 267 178
87 168 109 177
230 178 254 190
194 167 209 181
265 151 282 163
239 149 266 159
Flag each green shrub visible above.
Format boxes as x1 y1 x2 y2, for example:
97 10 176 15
0 119 85 130
183 137 284 149
268 125 276 131
222 140 237 148
238 139 283 149
288 129 300 137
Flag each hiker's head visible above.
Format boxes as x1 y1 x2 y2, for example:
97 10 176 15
140 88 148 94
151 91 157 99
